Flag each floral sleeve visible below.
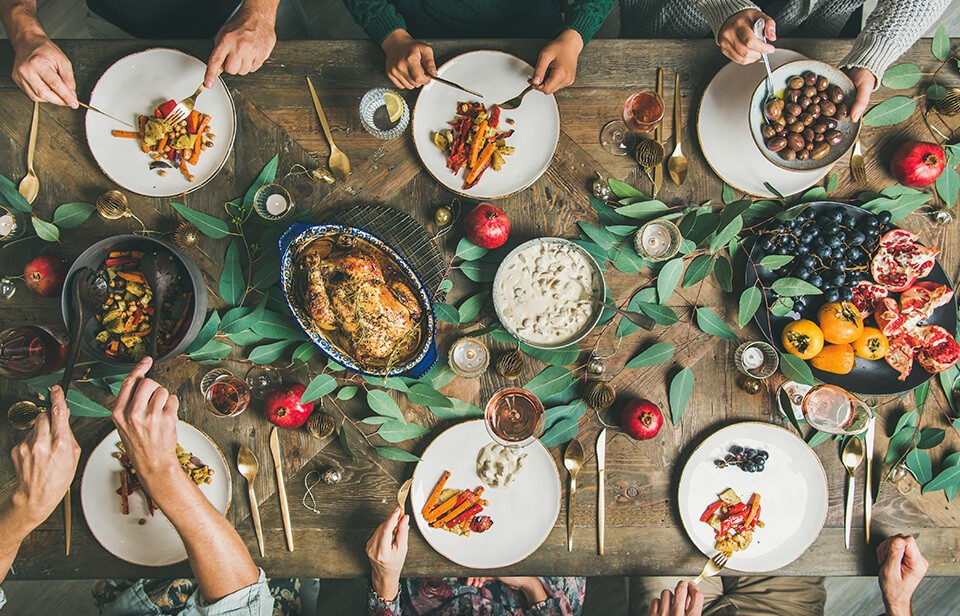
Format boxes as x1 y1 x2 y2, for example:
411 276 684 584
367 584 403 616
525 577 586 616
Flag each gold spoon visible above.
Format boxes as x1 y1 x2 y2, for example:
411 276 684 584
667 72 688 186
306 77 350 182
841 436 865 549
18 101 40 204
238 446 266 558
563 438 585 552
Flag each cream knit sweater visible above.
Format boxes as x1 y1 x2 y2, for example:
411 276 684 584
619 0 951 80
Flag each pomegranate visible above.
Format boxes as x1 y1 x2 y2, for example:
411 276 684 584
264 383 315 429
916 325 960 374
900 282 954 327
850 281 889 319
620 398 663 441
23 254 67 298
890 141 945 188
464 202 510 249
870 229 938 292
884 333 917 381
874 297 906 338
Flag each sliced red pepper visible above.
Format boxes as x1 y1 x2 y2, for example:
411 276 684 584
727 502 749 516
131 307 142 327
447 503 483 527
488 105 501 129
700 501 723 523
719 511 747 535
156 99 177 119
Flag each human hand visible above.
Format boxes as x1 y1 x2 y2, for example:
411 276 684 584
497 577 549 606
205 4 277 87
877 535 928 616
716 9 776 65
842 66 877 123
111 357 182 494
649 580 704 616
381 30 435 90
11 33 78 108
367 506 409 601
8 386 80 531
531 29 583 95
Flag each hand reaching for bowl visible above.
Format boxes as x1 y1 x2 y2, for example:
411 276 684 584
716 9 777 65
842 66 877 123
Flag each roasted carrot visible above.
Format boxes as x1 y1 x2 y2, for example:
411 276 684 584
434 487 484 526
196 114 211 135
190 130 203 164
179 154 190 177
424 489 465 522
465 142 496 186
111 130 140 139
468 120 487 167
422 471 451 516
157 134 168 154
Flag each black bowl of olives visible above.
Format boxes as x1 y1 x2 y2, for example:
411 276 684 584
749 59 861 171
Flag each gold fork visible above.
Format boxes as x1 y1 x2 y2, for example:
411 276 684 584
850 139 866 185
692 552 728 584
165 69 222 125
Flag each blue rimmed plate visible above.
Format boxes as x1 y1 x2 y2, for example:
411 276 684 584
279 222 438 378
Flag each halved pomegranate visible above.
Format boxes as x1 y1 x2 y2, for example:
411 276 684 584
870 229 939 292
885 330 923 381
851 281 889 319
874 297 907 338
900 282 955 327
916 325 960 374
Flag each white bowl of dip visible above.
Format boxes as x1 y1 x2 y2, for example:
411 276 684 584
493 237 607 349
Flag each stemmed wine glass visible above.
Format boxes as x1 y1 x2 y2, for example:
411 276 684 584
599 90 664 156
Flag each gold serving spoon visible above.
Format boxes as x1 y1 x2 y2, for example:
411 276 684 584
306 77 350 182
18 101 40 204
667 72 688 186
842 437 864 549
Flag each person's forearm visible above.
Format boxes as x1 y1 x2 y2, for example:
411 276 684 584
690 0 758 38
342 0 406 45
146 467 259 602
233 0 279 26
563 0 614 45
0 497 40 585
0 0 45 48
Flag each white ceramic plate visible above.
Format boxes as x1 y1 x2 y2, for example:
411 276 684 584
412 50 560 199
86 48 236 197
81 421 231 567
410 420 561 569
697 51 830 198
677 422 828 573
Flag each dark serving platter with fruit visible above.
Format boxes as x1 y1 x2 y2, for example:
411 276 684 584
745 201 958 396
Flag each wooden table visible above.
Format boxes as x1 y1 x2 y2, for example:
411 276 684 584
1 38 958 580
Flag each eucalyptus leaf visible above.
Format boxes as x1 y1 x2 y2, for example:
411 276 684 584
862 96 916 127
188 339 232 362
577 222 616 251
656 257 685 304
928 83 948 101
799 187 828 203
243 154 280 207
884 427 917 464
738 287 762 329
248 340 295 364
615 200 669 220
377 420 430 443
361 416 390 425
682 254 714 288
0 174 31 212
31 217 59 242
935 165 959 207
301 373 338 403
336 385 358 400
881 64 922 89
543 400 586 430
363 375 410 392
722 183 736 204
184 311 222 354
771 277 822 297
613 246 647 274
906 449 932 485
779 352 814 385
915 381 931 412
291 341 316 364
406 383 453 408
636 301 679 326
222 302 266 334
520 343 581 367
932 23 950 61
626 342 675 368
669 368 694 424
770 297 795 317
219 240 245 306
367 389 405 421
607 225 639 236
459 260 496 282
524 366 575 403
759 255 794 271
375 446 419 462
917 428 945 450
714 255 733 293
435 302 459 323
696 307 736 339
251 256 281 290
826 172 839 193
455 237 488 260
608 178 644 199
252 309 308 340
861 193 931 223
429 398 483 419
65 389 111 417
338 426 359 463
921 466 960 495
807 430 833 447
591 196 631 225
52 202 95 229
539 418 580 448
227 329 266 346
170 202 230 238
458 291 489 323
892 410 919 436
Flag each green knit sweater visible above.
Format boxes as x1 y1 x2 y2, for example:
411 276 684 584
342 0 614 45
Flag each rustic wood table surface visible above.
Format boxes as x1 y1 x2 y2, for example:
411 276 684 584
0 38 958 580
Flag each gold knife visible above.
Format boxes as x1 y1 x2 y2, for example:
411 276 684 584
78 102 136 130
269 427 295 552
865 416 875 543
596 428 606 556
431 75 484 99
652 68 664 196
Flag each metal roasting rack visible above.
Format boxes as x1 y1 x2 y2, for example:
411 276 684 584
321 204 447 301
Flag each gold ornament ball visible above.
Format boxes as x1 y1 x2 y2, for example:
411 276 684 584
584 380 616 411
495 349 525 380
96 189 131 220
173 221 200 249
434 206 452 227
932 87 960 116
741 377 762 395
307 410 336 440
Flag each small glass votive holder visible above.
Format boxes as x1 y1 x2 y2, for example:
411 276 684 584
201 369 251 418
0 204 28 244
634 218 681 262
359 87 410 140
734 341 779 379
253 184 294 221
448 337 489 378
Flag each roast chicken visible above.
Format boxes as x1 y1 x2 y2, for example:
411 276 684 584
297 236 423 365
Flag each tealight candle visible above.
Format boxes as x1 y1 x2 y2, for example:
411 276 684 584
0 205 25 243
448 337 489 378
641 223 671 257
634 218 681 262
0 212 13 239
740 347 764 370
265 193 289 216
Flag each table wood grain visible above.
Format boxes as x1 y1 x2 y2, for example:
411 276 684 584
1 38 958 579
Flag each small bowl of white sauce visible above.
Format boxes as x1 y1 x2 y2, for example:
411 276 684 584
493 237 607 349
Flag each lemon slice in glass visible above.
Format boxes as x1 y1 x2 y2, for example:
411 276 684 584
384 91 404 124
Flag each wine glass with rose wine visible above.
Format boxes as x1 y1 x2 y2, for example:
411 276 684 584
599 90 664 156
